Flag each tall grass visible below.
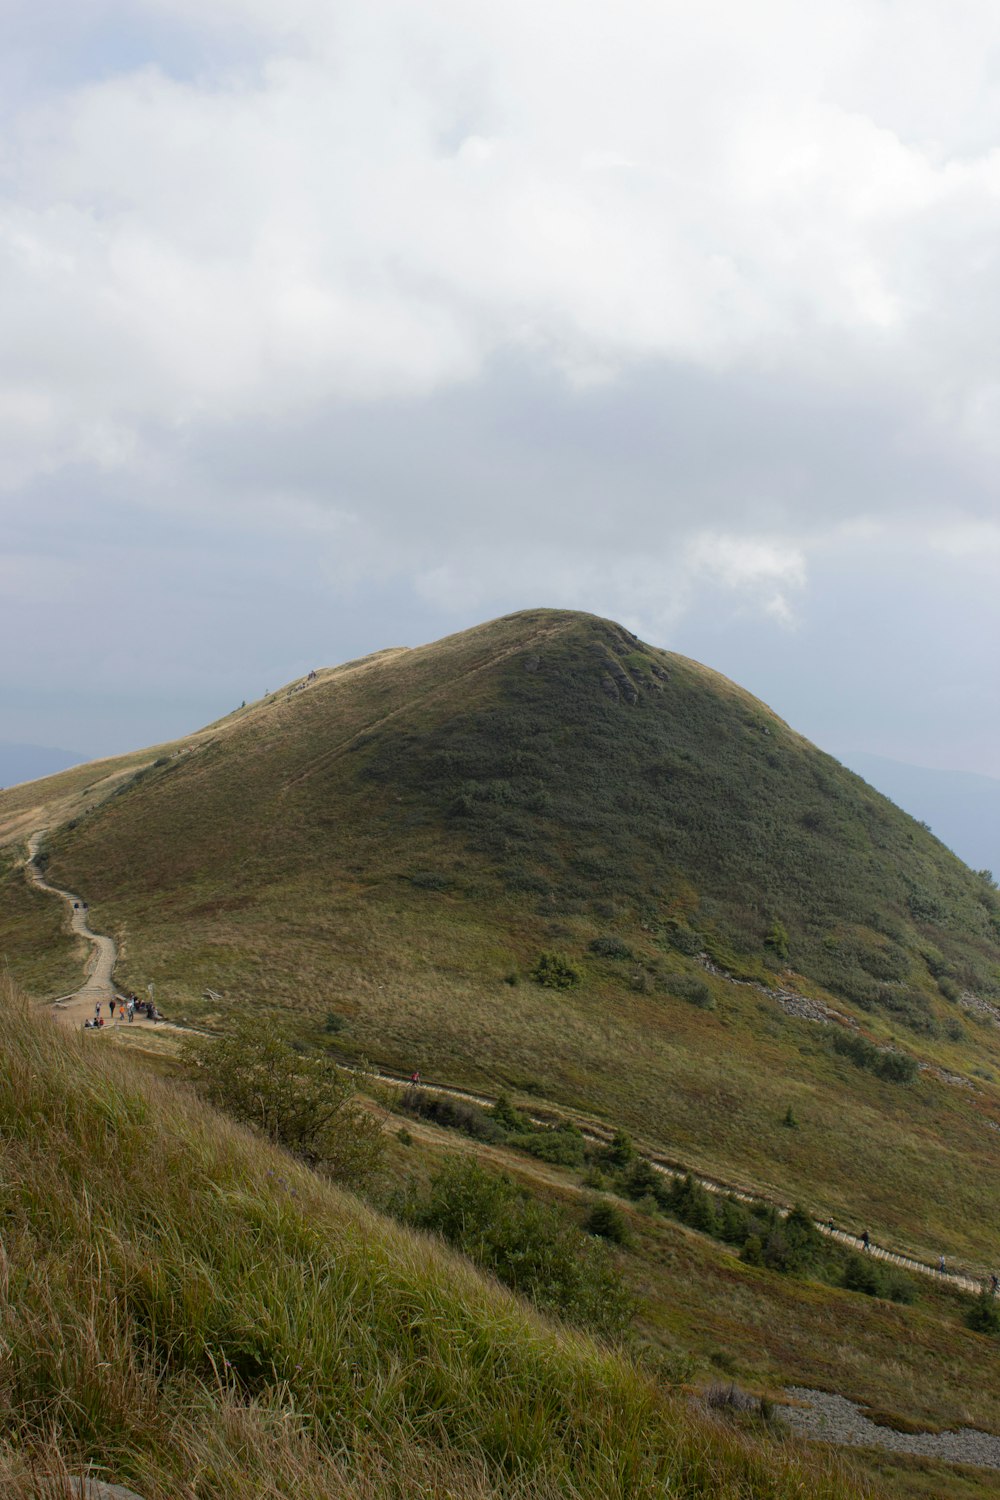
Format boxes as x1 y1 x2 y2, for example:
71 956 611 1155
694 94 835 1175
0 976 878 1499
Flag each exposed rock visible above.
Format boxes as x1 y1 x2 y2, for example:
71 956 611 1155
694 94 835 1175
600 676 620 701
961 990 1000 1026
523 655 540 673
780 1387 1000 1472
919 1063 977 1090
698 956 855 1026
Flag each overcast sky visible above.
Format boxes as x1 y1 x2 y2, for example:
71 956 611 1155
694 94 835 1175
2 0 999 780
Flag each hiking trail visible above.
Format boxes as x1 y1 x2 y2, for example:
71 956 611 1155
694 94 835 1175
25 832 168 1032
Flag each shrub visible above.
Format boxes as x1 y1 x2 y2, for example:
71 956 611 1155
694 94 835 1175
491 1091 528 1132
764 919 789 962
181 1019 384 1185
625 1158 661 1200
665 923 703 956
842 1251 880 1296
583 1199 631 1245
512 1123 587 1167
966 1292 1000 1335
401 1087 505 1142
666 1173 717 1235
660 973 714 1009
414 1158 633 1336
589 936 633 959
606 1128 636 1169
531 951 582 990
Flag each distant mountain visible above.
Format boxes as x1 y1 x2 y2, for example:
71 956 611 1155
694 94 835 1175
841 752 1000 879
0 741 87 789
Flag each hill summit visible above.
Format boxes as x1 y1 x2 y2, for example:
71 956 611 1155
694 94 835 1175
3 608 1000 1261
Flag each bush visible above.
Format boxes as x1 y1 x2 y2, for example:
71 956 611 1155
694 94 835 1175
401 1087 505 1142
531 951 582 990
414 1158 633 1336
589 936 633 959
625 1158 661 1200
491 1091 528 1132
512 1122 587 1167
665 924 703 956
666 1173 717 1235
966 1291 1000 1335
660 973 714 1008
606 1128 636 1169
583 1199 631 1245
839 1252 915 1302
181 1019 384 1185
764 919 789 962
830 1029 917 1084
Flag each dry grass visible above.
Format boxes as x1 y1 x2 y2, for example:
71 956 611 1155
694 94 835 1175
0 974 881 1500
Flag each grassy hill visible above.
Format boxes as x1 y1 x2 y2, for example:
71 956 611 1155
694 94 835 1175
0 975 878 1500
3 609 1000 1268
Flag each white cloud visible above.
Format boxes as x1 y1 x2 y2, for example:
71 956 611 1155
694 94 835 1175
5 0 1000 490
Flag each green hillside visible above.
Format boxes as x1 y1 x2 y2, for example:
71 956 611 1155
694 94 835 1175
3 608 1000 1266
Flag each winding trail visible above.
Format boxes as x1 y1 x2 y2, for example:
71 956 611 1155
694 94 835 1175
25 832 164 1032
19 831 988 1291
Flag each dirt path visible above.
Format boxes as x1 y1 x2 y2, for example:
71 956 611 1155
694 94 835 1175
25 833 166 1033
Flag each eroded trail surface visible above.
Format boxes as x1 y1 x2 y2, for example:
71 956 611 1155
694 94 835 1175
25 832 161 1031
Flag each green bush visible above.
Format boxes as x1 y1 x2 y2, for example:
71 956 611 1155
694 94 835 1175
583 1199 631 1245
413 1158 633 1337
512 1122 587 1167
182 1019 384 1185
966 1291 1000 1334
764 919 789 962
531 951 582 990
625 1158 661 1200
589 935 633 959
840 1252 916 1303
660 973 714 1008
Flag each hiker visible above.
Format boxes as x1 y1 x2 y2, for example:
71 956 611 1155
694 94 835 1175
127 999 135 1023
861 1230 871 1252
939 1254 947 1274
990 1274 999 1297
410 1071 421 1086
94 1001 101 1021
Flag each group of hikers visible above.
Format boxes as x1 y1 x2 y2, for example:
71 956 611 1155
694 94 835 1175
83 994 160 1029
823 1223 1000 1290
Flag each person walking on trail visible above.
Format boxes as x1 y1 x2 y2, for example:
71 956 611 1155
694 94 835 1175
127 998 135 1023
939 1254 947 1274
990 1273 999 1297
861 1230 871 1252
94 1001 101 1022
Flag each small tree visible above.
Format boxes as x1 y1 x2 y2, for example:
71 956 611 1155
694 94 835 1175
182 1017 384 1186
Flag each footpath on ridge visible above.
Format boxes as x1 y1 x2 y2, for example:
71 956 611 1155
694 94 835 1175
25 832 170 1033
22 831 985 1295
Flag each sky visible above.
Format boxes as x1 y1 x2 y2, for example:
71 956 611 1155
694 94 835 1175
2 0 999 780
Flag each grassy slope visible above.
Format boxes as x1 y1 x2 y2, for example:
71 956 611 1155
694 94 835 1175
0 976 876 1500
3 610 1000 1266
384 1108 1000 1499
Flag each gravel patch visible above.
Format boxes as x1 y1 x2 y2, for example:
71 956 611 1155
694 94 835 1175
781 1387 1000 1471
